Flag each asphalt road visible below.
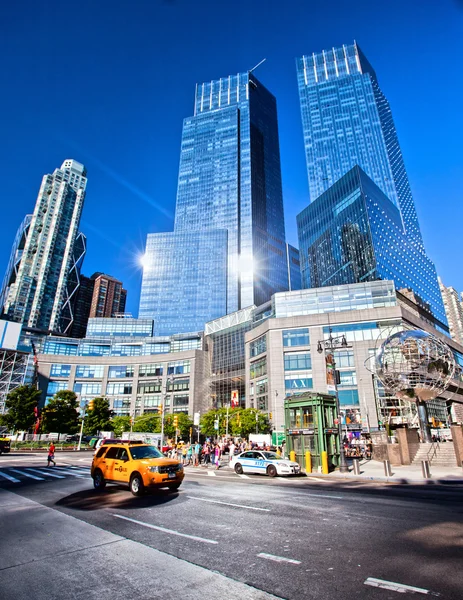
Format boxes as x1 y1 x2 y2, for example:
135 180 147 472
0 452 462 600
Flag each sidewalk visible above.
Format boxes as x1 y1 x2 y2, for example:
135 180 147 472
305 459 463 485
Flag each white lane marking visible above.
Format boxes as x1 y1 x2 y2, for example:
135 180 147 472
302 492 343 500
0 470 20 483
258 553 301 565
237 473 250 479
207 471 216 477
307 477 326 482
52 468 86 477
9 468 45 481
113 514 218 545
26 468 65 479
187 496 270 512
364 577 440 595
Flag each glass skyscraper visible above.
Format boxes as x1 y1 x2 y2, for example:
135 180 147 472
296 42 423 247
296 167 447 330
140 72 290 334
2 160 87 333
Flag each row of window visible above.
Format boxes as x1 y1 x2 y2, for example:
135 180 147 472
48 380 190 396
49 361 190 379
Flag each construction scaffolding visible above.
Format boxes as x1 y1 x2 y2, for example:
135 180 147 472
0 349 34 414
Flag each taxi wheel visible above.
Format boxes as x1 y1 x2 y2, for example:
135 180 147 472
234 463 243 474
93 469 106 490
130 473 144 496
168 483 181 492
267 465 277 478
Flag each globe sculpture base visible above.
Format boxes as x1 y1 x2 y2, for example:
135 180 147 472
417 400 432 444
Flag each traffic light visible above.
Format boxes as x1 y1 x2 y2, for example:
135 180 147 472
158 404 163 415
87 399 94 411
269 412 273 420
173 415 179 428
189 427 193 436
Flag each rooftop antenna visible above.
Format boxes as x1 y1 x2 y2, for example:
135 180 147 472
248 58 267 74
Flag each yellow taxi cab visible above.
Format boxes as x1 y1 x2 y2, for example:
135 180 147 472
91 441 184 495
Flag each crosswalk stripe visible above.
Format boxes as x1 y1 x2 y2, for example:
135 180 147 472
0 470 21 483
9 468 44 481
52 467 86 477
207 471 217 477
26 468 65 479
238 473 250 479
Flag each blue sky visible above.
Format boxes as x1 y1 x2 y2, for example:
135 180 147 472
1 0 462 315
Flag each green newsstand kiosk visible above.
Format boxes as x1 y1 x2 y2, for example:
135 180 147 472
284 392 340 472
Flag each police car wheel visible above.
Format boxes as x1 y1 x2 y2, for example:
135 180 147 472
267 465 277 478
234 463 243 474
130 473 144 496
93 469 106 490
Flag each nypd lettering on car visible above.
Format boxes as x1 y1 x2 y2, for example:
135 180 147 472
230 451 302 477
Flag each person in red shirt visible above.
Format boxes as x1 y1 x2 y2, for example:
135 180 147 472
47 442 56 467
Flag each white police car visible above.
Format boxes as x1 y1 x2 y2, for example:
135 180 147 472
230 450 302 477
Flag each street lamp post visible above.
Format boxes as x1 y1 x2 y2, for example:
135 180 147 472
317 328 350 473
160 375 173 452
274 390 279 447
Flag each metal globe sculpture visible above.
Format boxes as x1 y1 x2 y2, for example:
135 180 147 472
375 329 455 401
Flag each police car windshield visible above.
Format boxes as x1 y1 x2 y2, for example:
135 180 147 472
261 452 280 460
130 446 163 460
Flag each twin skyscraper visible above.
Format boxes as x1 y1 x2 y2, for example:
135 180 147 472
140 42 446 335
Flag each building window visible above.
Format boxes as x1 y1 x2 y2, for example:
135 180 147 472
75 365 104 378
138 381 162 394
284 352 311 371
250 334 267 358
46 381 69 396
333 350 355 368
108 365 134 378
106 382 132 395
250 357 267 379
74 382 102 395
284 376 313 394
167 379 190 392
50 364 71 377
338 370 357 386
138 363 163 377
337 389 360 406
173 395 189 407
142 395 161 408
167 360 190 375
283 328 310 347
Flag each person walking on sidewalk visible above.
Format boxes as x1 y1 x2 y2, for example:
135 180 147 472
214 443 221 469
47 442 56 467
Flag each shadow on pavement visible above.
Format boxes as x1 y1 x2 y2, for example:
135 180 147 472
55 485 185 511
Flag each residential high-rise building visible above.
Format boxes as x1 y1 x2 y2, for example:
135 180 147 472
2 160 87 333
90 273 126 318
296 167 447 331
68 273 94 339
140 72 289 335
296 42 423 247
439 278 463 345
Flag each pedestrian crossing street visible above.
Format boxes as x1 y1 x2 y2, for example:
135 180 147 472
0 464 91 484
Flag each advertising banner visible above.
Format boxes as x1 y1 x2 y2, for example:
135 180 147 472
231 389 239 407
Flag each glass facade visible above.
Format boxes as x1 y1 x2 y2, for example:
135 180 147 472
296 42 423 248
86 318 153 338
286 244 302 292
139 230 228 336
139 72 290 335
297 167 447 328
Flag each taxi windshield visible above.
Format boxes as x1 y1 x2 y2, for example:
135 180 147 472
129 445 163 460
261 452 281 460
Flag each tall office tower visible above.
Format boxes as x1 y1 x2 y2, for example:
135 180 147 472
68 273 94 339
438 278 463 345
89 273 127 318
286 244 302 292
296 42 423 247
140 72 289 334
0 215 32 313
2 160 87 333
296 167 447 331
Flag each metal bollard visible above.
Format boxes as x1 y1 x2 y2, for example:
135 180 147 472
352 458 360 475
289 450 296 463
383 460 392 477
305 450 312 474
321 451 329 474
421 460 431 479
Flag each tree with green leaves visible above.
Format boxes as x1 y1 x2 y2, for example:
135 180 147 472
132 414 160 433
111 415 131 437
40 390 79 434
163 412 193 440
84 397 114 435
200 407 269 438
4 385 41 432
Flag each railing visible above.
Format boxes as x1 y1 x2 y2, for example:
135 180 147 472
426 440 440 464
